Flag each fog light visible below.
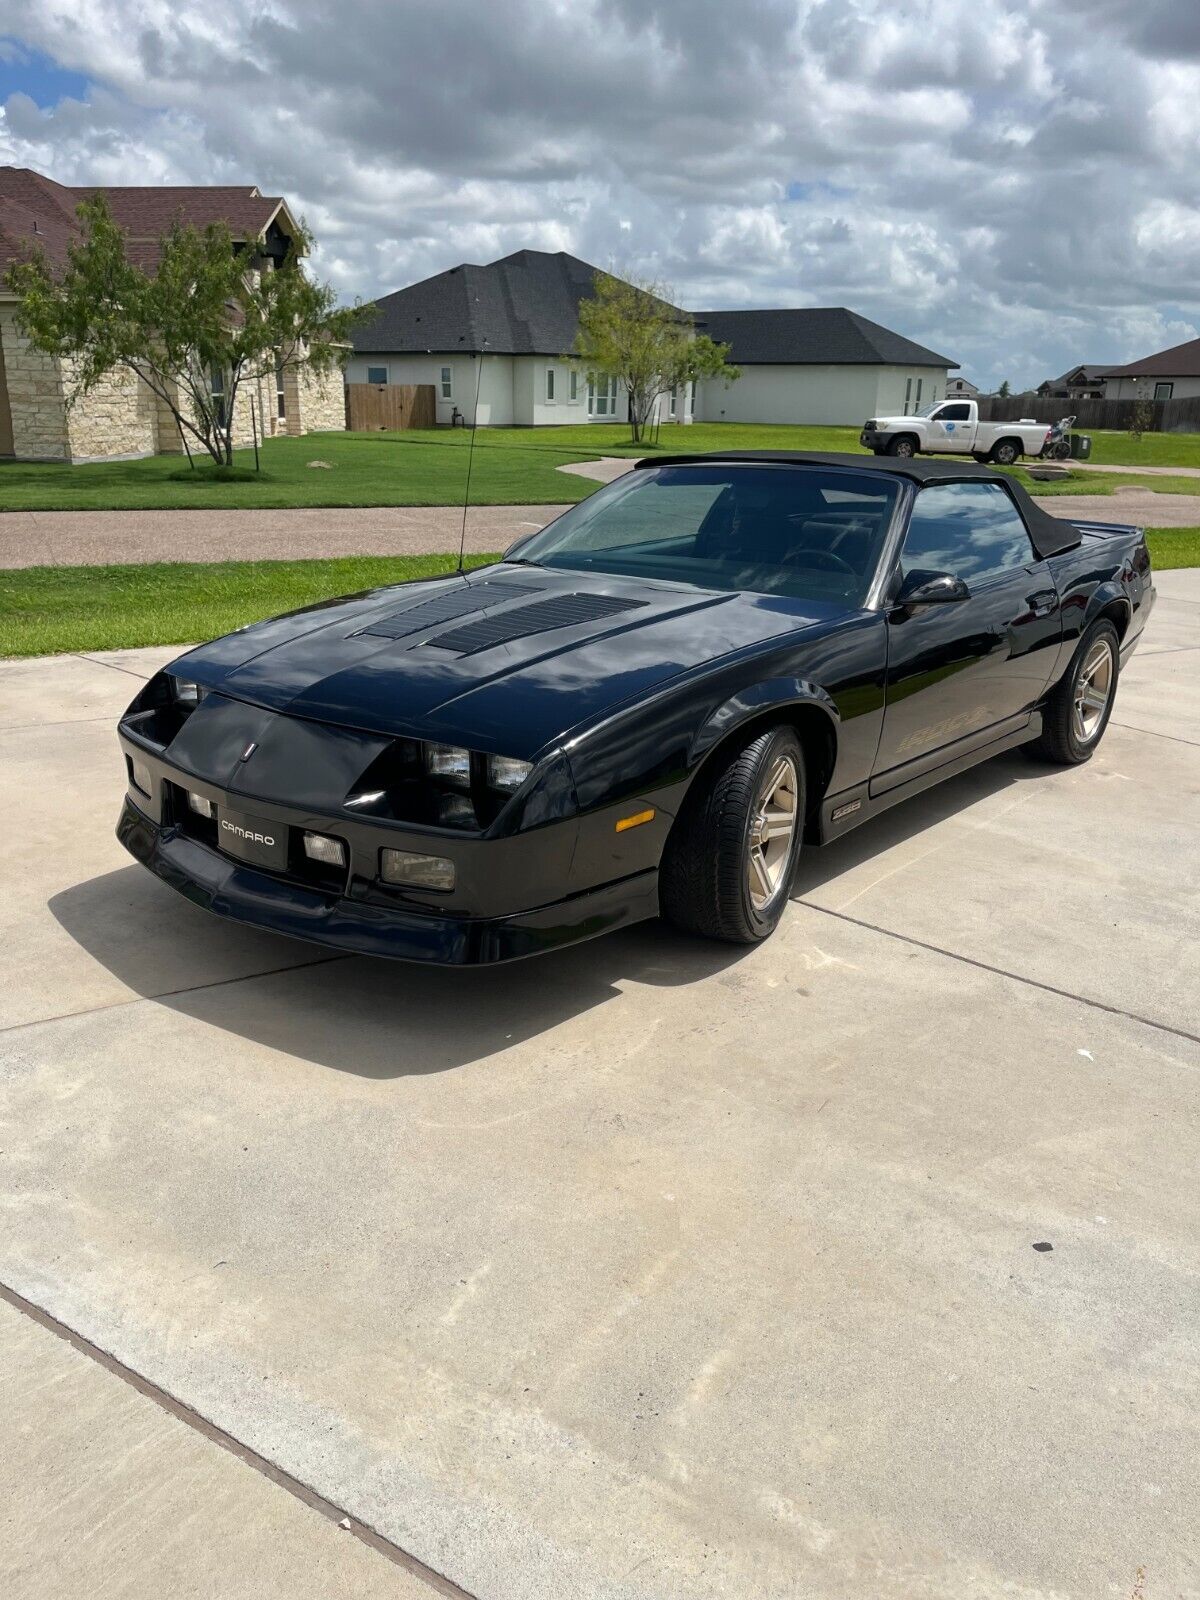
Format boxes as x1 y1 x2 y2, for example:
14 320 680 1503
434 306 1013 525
188 792 214 818
380 849 455 892
130 757 152 795
303 831 346 867
426 742 472 785
487 754 533 793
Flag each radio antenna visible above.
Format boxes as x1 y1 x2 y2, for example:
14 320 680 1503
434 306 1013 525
457 336 487 575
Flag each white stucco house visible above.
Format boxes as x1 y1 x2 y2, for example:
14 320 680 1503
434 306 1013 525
346 251 957 429
1100 337 1200 402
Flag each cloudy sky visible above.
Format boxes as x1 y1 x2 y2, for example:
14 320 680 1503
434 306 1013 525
2 0 1199 388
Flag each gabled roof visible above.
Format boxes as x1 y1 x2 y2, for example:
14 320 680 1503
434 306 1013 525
1101 337 1200 378
691 307 956 369
350 249 669 356
1048 364 1109 386
351 252 957 369
0 166 297 278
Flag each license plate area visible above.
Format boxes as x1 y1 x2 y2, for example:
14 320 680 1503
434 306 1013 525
216 806 289 871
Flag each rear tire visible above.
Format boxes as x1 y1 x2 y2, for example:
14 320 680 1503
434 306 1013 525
1026 618 1120 764
990 438 1021 466
661 727 805 944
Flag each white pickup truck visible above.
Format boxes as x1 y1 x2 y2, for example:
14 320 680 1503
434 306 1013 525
859 400 1050 465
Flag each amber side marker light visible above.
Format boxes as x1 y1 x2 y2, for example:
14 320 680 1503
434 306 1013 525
615 808 656 833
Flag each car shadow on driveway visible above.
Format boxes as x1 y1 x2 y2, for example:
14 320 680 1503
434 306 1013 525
48 868 751 1078
49 750 1053 1079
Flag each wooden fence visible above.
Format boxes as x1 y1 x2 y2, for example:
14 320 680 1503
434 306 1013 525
345 383 437 432
976 393 1200 434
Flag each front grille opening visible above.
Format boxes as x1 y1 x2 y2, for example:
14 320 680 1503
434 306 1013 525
167 783 347 896
168 782 218 848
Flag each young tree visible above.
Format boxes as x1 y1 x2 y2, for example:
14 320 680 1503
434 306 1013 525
997 378 1011 399
572 270 738 443
6 195 368 467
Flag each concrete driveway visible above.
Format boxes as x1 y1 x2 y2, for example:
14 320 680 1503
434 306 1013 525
2 576 1198 1599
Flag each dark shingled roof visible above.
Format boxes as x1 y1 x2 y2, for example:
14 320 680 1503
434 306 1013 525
692 307 955 369
351 250 957 368
350 249 644 356
1101 336 1200 378
0 166 294 276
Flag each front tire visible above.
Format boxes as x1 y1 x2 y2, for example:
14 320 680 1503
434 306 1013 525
661 727 805 944
888 435 918 459
1027 619 1120 764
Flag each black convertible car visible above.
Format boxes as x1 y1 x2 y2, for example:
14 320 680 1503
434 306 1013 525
117 453 1153 963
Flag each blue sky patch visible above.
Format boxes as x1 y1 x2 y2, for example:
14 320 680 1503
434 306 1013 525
786 180 853 203
0 38 91 107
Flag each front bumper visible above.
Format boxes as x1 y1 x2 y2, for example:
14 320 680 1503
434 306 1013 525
118 797 659 964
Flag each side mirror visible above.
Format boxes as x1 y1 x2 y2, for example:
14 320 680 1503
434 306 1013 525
893 569 971 607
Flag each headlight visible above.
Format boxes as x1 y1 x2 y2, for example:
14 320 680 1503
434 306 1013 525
487 754 533 793
425 743 472 787
170 676 202 706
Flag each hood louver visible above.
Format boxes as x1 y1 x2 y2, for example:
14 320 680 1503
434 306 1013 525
425 593 647 656
356 580 542 642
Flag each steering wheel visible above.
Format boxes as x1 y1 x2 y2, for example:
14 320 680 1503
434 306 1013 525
786 547 856 575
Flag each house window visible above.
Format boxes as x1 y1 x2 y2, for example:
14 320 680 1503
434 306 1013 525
275 355 287 420
588 375 618 417
904 377 913 413
546 367 555 403
915 378 923 408
210 365 226 428
366 365 388 385
569 369 579 402
1154 382 1174 400
668 386 677 417
440 366 453 400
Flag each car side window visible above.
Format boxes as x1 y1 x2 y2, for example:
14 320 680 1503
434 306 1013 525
938 402 971 421
901 482 1037 585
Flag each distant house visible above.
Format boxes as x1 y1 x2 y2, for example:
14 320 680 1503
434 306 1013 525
0 165 345 462
944 376 980 399
347 250 957 428
1037 365 1109 401
1100 337 1200 402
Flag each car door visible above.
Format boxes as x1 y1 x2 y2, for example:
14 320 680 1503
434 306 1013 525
924 401 972 452
871 479 1063 794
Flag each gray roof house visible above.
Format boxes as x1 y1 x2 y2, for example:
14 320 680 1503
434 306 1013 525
346 251 957 428
1037 364 1109 400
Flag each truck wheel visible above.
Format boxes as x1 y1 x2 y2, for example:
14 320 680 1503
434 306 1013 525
972 451 989 464
660 726 805 944
888 435 917 458
990 438 1021 466
1026 619 1120 765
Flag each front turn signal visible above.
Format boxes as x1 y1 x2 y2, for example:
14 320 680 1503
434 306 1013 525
615 808 656 833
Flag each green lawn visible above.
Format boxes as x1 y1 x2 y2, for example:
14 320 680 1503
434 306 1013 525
2 532 1193 659
4 422 1200 512
0 553 496 658
1005 467 1200 497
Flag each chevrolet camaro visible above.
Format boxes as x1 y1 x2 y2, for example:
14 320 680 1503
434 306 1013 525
116 452 1154 963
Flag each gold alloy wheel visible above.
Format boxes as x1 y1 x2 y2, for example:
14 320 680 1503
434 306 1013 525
1073 638 1115 744
747 753 798 910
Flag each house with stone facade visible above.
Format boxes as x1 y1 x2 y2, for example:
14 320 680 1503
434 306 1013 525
0 167 346 462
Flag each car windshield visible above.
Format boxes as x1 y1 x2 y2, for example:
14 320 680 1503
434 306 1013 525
510 464 898 605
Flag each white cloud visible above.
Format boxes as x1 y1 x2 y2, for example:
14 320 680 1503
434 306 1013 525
3 0 1200 387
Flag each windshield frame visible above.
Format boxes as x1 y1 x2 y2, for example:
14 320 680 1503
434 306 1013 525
507 460 904 610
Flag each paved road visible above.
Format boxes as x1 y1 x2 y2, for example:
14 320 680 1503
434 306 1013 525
1 574 1198 1598
0 504 565 570
2 476 1198 570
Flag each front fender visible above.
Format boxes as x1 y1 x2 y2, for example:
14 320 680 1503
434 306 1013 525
690 678 840 766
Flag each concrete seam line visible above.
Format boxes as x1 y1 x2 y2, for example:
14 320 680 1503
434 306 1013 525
801 903 1200 1049
1110 719 1200 749
0 715 114 734
0 952 354 1037
72 651 154 680
0 1280 479 1600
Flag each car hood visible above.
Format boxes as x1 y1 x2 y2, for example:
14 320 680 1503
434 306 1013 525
170 563 846 758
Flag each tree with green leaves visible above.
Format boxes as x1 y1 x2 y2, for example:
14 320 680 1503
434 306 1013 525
6 195 368 467
572 270 738 443
997 379 1011 399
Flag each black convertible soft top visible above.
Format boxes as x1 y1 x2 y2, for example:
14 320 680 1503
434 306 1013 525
635 450 1082 559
